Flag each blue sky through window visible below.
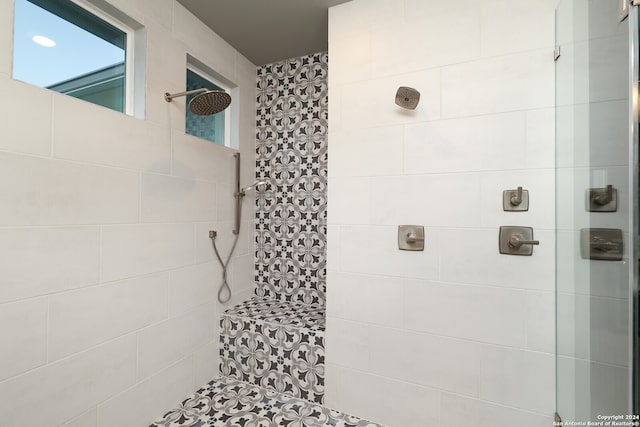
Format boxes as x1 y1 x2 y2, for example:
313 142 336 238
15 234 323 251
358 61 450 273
13 0 125 87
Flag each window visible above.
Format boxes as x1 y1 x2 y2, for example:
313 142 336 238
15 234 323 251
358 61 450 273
185 67 230 146
12 0 134 114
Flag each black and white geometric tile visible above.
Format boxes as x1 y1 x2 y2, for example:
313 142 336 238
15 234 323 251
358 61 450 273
255 52 328 307
219 298 325 404
149 376 383 427
222 297 325 331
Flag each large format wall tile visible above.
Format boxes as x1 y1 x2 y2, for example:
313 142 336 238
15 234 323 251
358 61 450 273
137 304 216 380
97 357 194 427
0 227 100 303
48 274 169 361
101 223 195 282
440 393 552 427
0 153 140 226
0 335 136 427
0 298 47 381
479 345 555 414
404 280 527 348
326 0 557 423
141 173 216 223
325 363 440 427
53 94 171 173
369 326 480 397
0 79 52 156
441 49 554 118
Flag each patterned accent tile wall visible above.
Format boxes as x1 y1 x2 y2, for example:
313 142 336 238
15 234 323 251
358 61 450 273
255 52 328 306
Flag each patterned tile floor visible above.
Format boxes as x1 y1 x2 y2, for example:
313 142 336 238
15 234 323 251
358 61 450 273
150 376 383 427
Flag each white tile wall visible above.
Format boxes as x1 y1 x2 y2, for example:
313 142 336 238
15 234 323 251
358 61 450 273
0 335 137 427
0 152 140 226
53 95 171 173
369 326 480 397
480 0 555 57
0 1 256 425
404 280 527 348
525 108 555 169
0 227 100 303
169 262 220 317
0 298 47 381
325 363 440 427
192 340 220 389
326 271 403 327
327 0 557 424
171 132 235 183
0 79 52 156
372 2 482 78
324 317 371 371
60 409 98 427
441 50 554 118
140 173 216 223
479 345 555 413
404 112 526 174
48 274 170 361
440 393 552 427
97 357 194 427
0 0 12 77
137 303 216 380
100 223 195 282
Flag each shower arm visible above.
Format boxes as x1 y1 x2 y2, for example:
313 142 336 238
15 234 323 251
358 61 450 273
164 88 208 102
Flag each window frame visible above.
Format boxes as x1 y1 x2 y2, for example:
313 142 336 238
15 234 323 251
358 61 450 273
13 0 137 116
186 63 232 147
67 0 136 115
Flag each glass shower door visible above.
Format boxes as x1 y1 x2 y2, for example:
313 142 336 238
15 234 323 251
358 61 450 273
555 0 636 422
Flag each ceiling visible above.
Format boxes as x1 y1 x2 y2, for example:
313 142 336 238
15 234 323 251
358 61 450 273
176 0 351 66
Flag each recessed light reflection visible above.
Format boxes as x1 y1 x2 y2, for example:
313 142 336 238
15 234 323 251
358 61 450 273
32 35 56 47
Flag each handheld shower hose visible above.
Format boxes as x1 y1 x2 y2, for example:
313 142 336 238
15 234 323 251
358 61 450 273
209 153 267 304
209 227 240 304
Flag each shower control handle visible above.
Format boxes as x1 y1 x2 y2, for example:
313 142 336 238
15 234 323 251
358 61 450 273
510 186 523 206
593 184 614 206
406 232 424 244
509 234 540 248
398 225 424 251
499 226 538 256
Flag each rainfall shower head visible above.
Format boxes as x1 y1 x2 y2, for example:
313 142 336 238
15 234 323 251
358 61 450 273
164 88 231 115
395 86 420 110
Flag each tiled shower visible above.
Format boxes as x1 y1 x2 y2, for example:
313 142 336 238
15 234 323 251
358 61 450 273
0 0 636 426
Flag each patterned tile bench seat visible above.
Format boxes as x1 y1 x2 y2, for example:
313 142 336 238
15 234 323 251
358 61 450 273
219 297 326 404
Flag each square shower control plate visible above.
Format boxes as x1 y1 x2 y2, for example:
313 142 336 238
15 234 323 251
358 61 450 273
499 226 536 256
580 228 623 261
587 187 617 212
502 189 529 211
398 225 424 251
